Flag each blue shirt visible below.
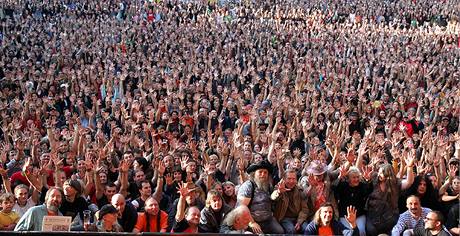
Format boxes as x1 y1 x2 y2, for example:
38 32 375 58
15 204 63 231
391 207 431 236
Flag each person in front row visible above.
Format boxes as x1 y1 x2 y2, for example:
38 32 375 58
133 197 168 233
414 211 451 236
220 205 253 234
304 202 359 236
15 187 63 231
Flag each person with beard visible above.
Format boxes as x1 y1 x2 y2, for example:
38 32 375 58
392 195 432 236
237 160 284 234
14 187 63 231
132 197 168 233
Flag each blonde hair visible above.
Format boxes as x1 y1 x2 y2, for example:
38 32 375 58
313 202 335 226
0 192 15 203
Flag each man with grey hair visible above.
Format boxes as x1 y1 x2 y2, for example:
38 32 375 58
15 187 63 231
220 205 252 234
237 160 284 234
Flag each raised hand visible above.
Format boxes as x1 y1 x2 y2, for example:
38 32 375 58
361 165 373 181
165 173 174 186
345 206 357 228
276 179 291 193
176 182 193 198
158 161 166 176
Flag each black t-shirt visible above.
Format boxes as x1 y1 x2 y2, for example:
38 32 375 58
41 187 89 221
118 202 138 232
60 196 89 221
413 227 451 236
172 218 202 233
97 194 109 209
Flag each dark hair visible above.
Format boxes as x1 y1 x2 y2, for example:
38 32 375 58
405 175 437 209
105 182 117 189
431 210 445 225
134 157 148 172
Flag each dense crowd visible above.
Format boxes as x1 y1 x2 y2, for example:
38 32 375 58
0 0 459 235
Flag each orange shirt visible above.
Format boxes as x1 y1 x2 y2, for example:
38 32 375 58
318 225 334 236
134 210 168 232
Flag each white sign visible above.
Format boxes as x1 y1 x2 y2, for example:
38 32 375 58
42 216 72 232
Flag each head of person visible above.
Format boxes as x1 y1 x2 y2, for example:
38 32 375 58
224 205 251 230
347 167 361 187
406 195 422 217
314 202 335 226
211 182 223 195
222 181 235 198
98 204 118 225
14 184 30 206
410 175 434 197
378 163 396 183
307 160 327 182
144 197 160 216
138 180 152 197
45 187 63 213
111 194 126 218
283 169 298 189
0 193 15 213
184 183 198 205
247 160 272 192
205 190 223 212
424 211 444 231
104 182 117 201
185 206 201 226
63 179 82 198
452 176 460 192
99 171 108 185
133 170 146 183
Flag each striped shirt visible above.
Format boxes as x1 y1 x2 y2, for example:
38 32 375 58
391 207 431 236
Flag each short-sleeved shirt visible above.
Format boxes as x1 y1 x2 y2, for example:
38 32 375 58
237 180 273 222
0 211 20 228
413 227 451 236
134 210 168 232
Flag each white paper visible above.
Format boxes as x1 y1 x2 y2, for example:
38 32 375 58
42 216 72 232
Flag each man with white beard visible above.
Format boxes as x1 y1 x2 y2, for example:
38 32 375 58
237 160 284 234
15 187 64 231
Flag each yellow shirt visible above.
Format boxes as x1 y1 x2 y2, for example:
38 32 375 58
0 211 20 228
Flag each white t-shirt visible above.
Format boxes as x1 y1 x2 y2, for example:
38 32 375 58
13 198 36 217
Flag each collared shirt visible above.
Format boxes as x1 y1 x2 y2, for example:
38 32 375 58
14 204 63 231
391 207 432 236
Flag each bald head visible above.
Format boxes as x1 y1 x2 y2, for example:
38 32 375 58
111 194 126 217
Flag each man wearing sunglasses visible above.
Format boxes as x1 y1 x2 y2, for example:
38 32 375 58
414 211 451 236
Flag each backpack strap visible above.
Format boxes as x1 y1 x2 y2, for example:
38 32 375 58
248 180 256 207
156 211 161 232
146 213 150 232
